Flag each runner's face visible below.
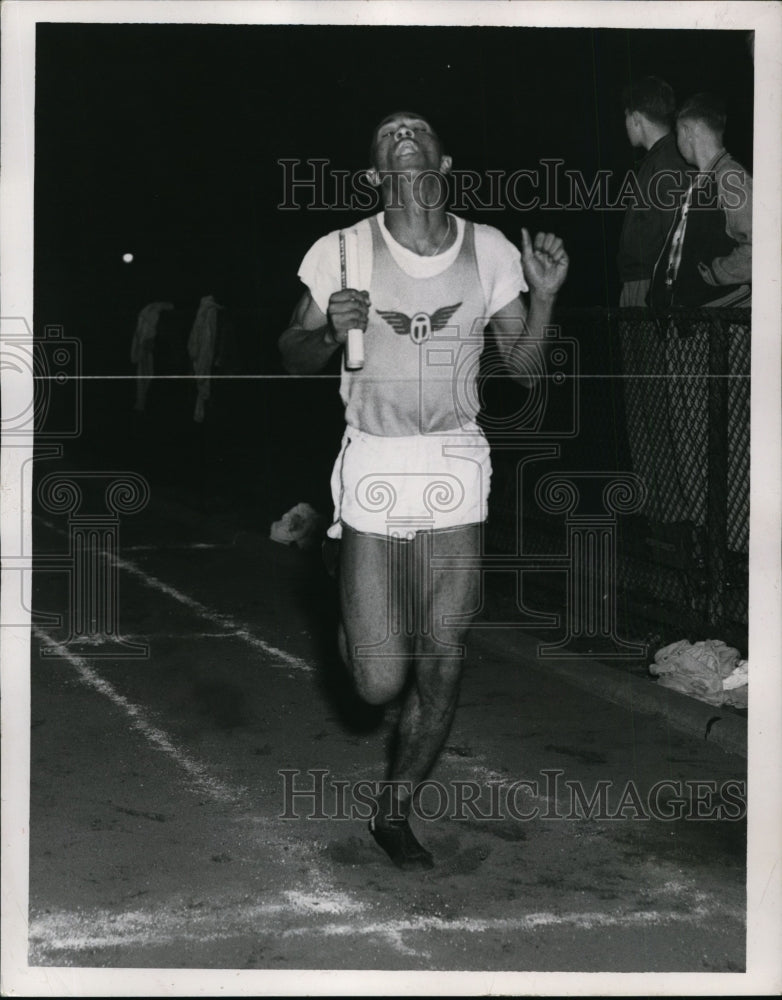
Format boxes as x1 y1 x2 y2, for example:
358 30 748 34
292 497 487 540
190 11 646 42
371 113 444 172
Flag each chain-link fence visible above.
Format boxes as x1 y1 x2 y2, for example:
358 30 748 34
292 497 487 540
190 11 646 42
485 307 750 649
68 301 750 653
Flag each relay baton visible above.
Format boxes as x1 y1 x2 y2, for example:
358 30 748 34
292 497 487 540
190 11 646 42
339 229 364 370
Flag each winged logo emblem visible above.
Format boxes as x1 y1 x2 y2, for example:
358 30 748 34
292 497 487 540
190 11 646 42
377 302 462 344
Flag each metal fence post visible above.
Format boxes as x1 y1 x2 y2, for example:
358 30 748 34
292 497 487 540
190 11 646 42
707 315 730 625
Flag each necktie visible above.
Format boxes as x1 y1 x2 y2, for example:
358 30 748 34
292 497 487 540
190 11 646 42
665 180 695 290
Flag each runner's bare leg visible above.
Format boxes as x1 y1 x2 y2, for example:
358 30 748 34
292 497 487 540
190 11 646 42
338 522 481 868
388 524 481 805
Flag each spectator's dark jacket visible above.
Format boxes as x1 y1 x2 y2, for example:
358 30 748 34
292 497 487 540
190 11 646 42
617 133 689 284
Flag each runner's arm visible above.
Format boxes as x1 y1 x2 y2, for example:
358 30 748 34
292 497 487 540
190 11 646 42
488 227 569 385
489 294 555 389
279 287 368 374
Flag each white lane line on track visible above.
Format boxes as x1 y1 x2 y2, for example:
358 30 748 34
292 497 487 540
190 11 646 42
28 899 744 960
280 902 746 952
120 632 262 641
28 892 367 957
124 543 231 552
33 628 247 805
35 516 313 673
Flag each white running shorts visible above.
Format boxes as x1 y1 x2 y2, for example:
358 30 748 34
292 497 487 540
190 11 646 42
328 423 492 539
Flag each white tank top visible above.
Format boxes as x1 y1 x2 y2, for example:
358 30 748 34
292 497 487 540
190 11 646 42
341 215 489 436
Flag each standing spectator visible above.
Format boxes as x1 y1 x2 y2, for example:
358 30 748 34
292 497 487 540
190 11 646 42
618 77 688 306
650 93 752 311
644 94 753 572
617 79 689 528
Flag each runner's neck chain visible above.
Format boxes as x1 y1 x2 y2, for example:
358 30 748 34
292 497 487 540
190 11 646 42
427 215 452 256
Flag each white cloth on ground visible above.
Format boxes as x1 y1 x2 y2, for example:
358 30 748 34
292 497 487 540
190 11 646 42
649 638 746 707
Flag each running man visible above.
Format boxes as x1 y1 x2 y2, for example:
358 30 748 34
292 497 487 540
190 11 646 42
279 111 569 869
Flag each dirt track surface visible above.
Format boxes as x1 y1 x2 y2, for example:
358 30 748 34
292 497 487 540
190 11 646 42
28 502 746 972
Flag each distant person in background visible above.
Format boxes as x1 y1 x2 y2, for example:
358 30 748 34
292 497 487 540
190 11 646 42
130 301 174 412
618 76 688 306
650 92 752 311
188 294 223 423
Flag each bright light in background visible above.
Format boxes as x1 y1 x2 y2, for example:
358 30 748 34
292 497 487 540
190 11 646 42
122 252 134 263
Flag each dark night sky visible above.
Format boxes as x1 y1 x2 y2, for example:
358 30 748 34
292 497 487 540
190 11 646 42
34 23 754 373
